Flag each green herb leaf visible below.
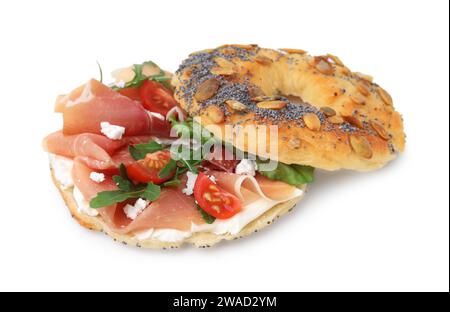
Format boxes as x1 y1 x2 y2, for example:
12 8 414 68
90 190 135 209
162 179 182 188
119 163 129 180
179 158 201 174
140 183 161 202
168 117 214 145
257 161 315 185
159 159 177 179
113 175 133 192
89 164 161 208
112 61 172 90
129 140 164 160
196 205 216 224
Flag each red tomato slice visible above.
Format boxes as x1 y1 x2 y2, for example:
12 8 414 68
126 150 175 185
118 87 142 102
194 172 242 219
140 80 178 116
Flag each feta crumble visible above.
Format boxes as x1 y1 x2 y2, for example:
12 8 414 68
182 171 198 196
89 172 105 183
100 122 125 140
124 198 149 220
115 80 126 88
235 159 256 176
147 111 165 121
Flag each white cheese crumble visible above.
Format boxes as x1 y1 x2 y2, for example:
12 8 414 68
73 187 99 217
147 111 165 121
100 122 125 140
124 198 149 220
209 175 217 183
89 172 105 183
49 154 74 190
115 80 126 88
235 159 256 176
182 171 198 196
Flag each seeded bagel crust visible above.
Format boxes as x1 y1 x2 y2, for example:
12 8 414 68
50 165 306 249
173 45 406 171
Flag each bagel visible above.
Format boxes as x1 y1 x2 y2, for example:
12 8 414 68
50 164 306 249
173 45 406 171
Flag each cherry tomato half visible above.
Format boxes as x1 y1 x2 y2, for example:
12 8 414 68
140 80 177 116
126 150 175 185
117 87 142 102
194 172 242 219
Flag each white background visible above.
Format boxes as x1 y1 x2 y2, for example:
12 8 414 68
0 0 448 292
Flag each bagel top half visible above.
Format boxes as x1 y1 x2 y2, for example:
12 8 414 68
172 45 405 171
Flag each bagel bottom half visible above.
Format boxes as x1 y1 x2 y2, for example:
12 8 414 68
50 164 306 249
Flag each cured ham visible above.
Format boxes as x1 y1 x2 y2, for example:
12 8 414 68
70 160 300 234
56 79 150 136
115 186 205 233
55 79 172 137
208 171 298 205
43 131 154 170
72 159 118 200
72 165 205 232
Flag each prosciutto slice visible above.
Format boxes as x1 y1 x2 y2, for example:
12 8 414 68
208 171 298 205
71 164 205 232
55 79 172 137
43 131 153 170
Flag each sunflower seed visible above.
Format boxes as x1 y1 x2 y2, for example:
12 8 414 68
350 94 366 105
343 115 364 129
194 78 220 102
280 48 307 55
349 135 373 159
326 54 344 66
303 113 322 131
252 95 283 102
214 57 236 69
378 87 393 106
356 81 371 96
205 105 224 123
225 100 247 111
328 115 344 124
255 55 273 65
257 101 287 110
370 120 390 140
320 106 336 117
211 66 235 76
316 59 334 75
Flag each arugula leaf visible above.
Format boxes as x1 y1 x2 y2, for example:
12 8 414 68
162 166 183 187
90 190 137 208
162 179 182 188
159 159 177 179
139 183 161 202
129 140 164 160
90 183 161 209
179 158 202 174
257 161 315 185
119 163 129 180
112 61 172 90
168 117 215 145
113 175 133 191
89 164 161 208
196 205 216 224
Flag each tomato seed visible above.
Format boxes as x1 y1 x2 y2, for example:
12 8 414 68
203 193 213 202
209 185 219 192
